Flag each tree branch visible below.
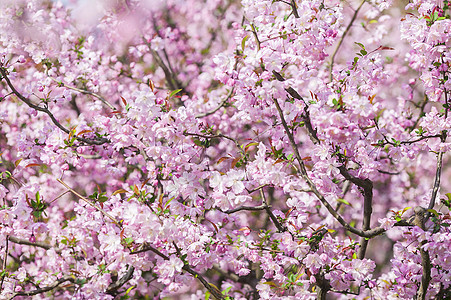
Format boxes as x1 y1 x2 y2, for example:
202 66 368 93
272 70 320 144
329 0 366 82
8 236 52 250
224 204 267 214
0 68 109 145
9 275 75 299
106 266 135 295
129 244 224 299
290 0 300 18
272 96 385 239
428 144 445 211
412 207 431 300
338 166 373 259
0 235 9 291
260 189 286 232
57 179 121 227
49 77 116 110
196 88 235 118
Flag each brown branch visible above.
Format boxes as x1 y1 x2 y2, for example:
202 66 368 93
0 235 9 291
428 139 446 211
302 104 320 144
412 207 431 300
381 134 442 146
338 166 373 259
196 88 235 118
149 49 188 96
212 264 240 282
260 189 286 232
224 204 267 214
272 71 320 144
329 0 366 82
129 244 224 299
49 77 116 110
57 179 121 227
183 131 245 156
315 272 331 300
106 266 135 295
409 94 428 132
0 68 109 145
272 96 385 238
8 236 52 250
9 275 75 299
290 0 300 18
246 184 271 194
250 23 261 51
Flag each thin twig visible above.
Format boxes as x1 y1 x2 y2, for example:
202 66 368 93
0 235 9 291
260 189 286 232
381 134 442 146
183 132 245 156
0 68 109 145
9 276 75 299
106 266 135 295
129 244 224 299
56 179 121 227
8 236 52 250
224 204 267 214
250 23 261 51
49 77 116 110
272 70 319 144
272 96 385 238
429 150 444 211
196 88 235 118
329 0 366 82
409 95 428 132
246 184 271 194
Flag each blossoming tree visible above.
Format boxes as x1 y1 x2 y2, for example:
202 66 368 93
0 0 450 299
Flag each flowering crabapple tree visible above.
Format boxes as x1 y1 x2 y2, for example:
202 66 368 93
0 0 451 299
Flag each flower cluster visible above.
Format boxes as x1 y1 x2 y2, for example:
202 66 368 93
0 0 450 299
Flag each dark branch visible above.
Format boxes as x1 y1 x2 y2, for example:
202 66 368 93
290 0 300 18
196 88 235 118
10 276 74 299
224 204 267 214
130 244 224 299
412 207 431 300
106 266 135 295
272 96 385 239
272 70 319 144
8 236 52 250
338 166 373 259
260 189 286 232
329 0 366 81
0 68 109 145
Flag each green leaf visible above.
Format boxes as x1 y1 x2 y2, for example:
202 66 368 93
193 139 203 147
241 35 249 51
205 291 211 300
222 286 232 295
125 285 136 295
337 198 351 206
427 209 439 217
169 89 182 98
123 237 134 245
355 42 365 50
244 142 258 152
